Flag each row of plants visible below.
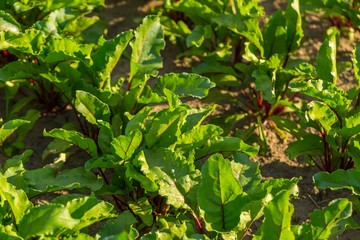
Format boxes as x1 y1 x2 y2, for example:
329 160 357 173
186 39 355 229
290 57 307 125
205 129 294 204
0 0 360 238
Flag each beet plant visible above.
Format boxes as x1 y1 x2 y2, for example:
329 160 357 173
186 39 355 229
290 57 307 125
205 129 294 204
286 29 360 172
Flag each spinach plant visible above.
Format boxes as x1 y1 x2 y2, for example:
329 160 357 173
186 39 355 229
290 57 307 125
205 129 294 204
286 29 360 172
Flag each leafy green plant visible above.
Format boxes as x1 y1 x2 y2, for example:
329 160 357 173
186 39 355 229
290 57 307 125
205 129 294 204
301 0 360 40
161 0 305 150
286 29 360 172
0 0 106 43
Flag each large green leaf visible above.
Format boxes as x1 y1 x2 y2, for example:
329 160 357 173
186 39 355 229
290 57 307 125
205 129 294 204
254 190 295 240
0 174 33 224
195 136 259 159
75 90 110 126
23 167 103 196
295 198 352 239
91 31 133 89
286 134 323 159
154 73 215 99
316 28 338 84
18 204 80 238
314 169 360 195
62 196 115 231
44 128 98 157
129 15 165 81
198 154 243 232
0 119 29 146
136 148 200 210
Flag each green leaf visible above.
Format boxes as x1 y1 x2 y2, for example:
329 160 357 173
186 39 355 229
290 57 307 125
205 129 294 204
286 134 323 159
254 190 295 240
290 80 351 116
316 28 338 84
314 169 360 195
75 90 110 126
44 128 98 157
98 210 138 238
23 167 103 196
285 0 303 54
64 196 115 231
186 25 212 47
296 198 352 239
137 148 200 210
198 154 243 232
18 204 80 238
111 129 142 161
144 107 187 148
129 15 165 81
154 73 215 99
92 31 133 89
0 10 21 33
352 42 360 86
232 152 261 191
129 197 153 226
0 174 33 224
307 101 338 133
195 136 259 159
125 106 153 135
0 119 29 146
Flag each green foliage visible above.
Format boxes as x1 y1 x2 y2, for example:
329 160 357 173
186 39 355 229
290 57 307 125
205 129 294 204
287 39 360 172
0 0 359 238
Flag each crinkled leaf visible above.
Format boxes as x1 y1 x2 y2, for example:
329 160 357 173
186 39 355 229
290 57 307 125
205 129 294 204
198 154 243 232
254 190 295 240
75 90 110 126
145 107 187 148
129 15 165 81
154 73 215 99
111 129 142 160
307 101 338 133
314 169 360 195
290 80 351 115
44 128 98 157
92 31 133 89
18 204 80 238
0 174 33 224
352 42 360 86
316 28 338 84
137 148 199 210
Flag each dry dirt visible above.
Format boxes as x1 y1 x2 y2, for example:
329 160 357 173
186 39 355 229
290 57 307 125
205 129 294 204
1 0 360 238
